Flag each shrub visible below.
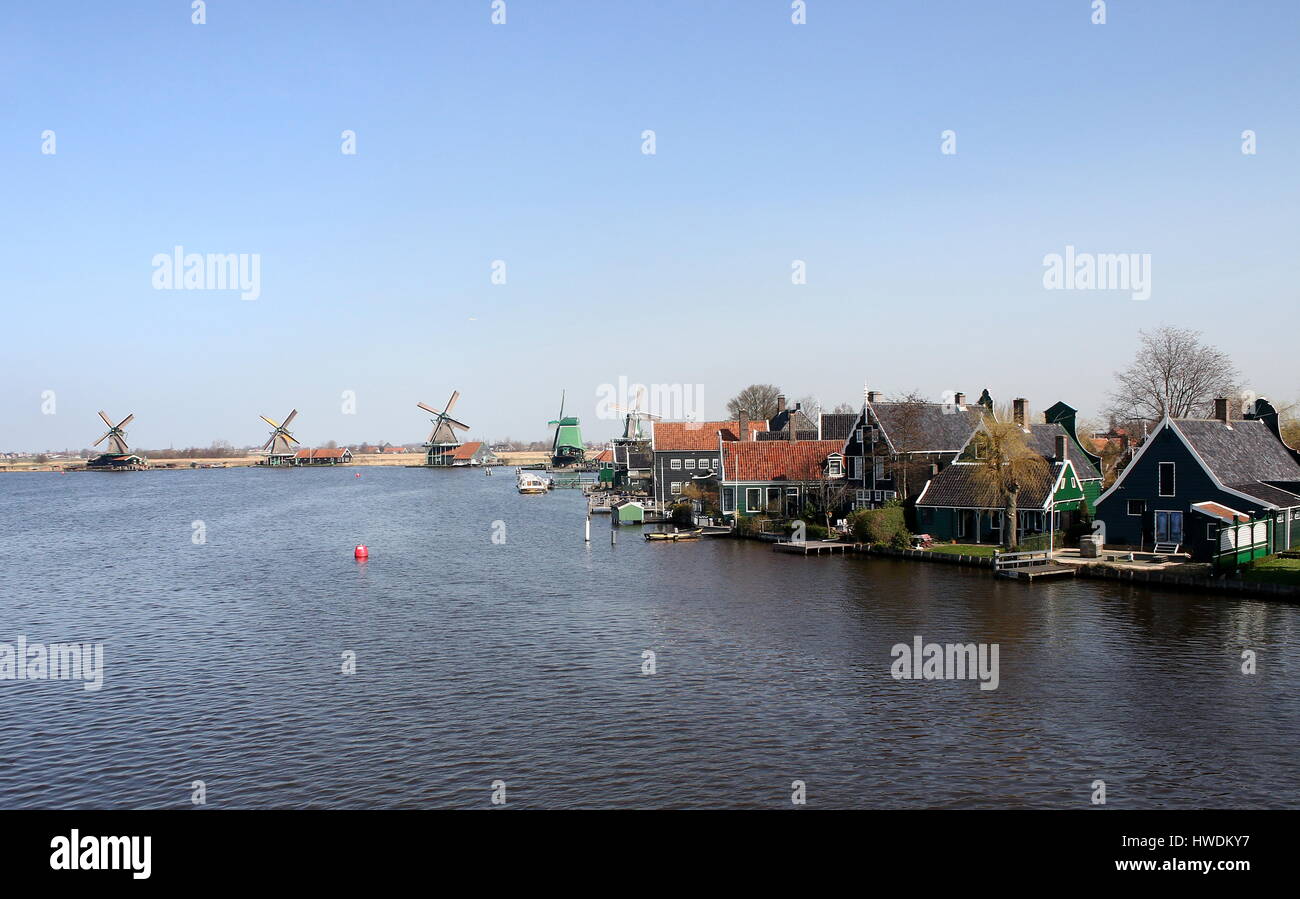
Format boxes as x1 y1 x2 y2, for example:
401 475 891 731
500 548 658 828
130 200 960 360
670 502 694 527
850 506 910 547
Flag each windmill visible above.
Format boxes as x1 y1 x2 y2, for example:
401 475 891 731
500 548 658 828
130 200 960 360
88 411 146 470
609 386 661 441
258 409 300 466
548 391 585 468
418 390 470 466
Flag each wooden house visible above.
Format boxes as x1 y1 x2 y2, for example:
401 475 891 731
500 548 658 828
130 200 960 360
294 447 353 465
651 420 767 507
718 439 846 518
841 390 985 509
447 441 500 466
1094 398 1300 559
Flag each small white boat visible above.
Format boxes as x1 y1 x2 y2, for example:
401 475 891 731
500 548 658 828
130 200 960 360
517 471 549 494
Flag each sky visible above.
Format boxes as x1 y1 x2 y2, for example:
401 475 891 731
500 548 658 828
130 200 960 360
2 0 1297 452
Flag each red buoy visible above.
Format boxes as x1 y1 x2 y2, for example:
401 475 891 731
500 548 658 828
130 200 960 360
354 544 369 560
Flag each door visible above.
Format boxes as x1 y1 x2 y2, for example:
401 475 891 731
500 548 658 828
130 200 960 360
1155 510 1183 544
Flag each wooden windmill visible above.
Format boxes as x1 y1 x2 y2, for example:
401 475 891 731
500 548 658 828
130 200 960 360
548 391 585 468
418 391 469 466
88 411 146 470
258 409 300 466
610 386 661 441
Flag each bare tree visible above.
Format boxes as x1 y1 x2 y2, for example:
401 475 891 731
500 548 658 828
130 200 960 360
1108 326 1239 422
881 391 934 501
831 402 856 414
970 418 1049 551
726 384 783 421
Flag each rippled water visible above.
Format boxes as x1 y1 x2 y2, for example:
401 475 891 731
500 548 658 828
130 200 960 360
0 467 1297 809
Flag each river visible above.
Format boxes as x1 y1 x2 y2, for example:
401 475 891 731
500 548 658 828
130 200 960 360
0 466 1296 808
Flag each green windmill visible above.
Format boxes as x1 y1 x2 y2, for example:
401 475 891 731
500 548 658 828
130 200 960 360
548 391 585 468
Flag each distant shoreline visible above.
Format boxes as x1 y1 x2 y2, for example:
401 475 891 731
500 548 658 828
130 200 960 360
0 450 551 472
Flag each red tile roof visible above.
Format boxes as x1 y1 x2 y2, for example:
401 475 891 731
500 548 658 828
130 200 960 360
721 440 844 482
381 446 408 453
449 442 482 460
654 420 768 451
593 448 613 463
294 447 350 459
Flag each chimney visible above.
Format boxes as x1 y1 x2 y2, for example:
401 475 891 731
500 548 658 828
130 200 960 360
1013 398 1028 427
1054 434 1067 461
867 390 883 403
1214 397 1229 423
776 395 786 414
737 417 748 441
954 392 966 407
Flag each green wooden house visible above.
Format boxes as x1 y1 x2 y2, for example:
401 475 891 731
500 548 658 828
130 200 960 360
612 499 645 525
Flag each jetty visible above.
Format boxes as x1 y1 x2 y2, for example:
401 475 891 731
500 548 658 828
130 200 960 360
774 540 859 556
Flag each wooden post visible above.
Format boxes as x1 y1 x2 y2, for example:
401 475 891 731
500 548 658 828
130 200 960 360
585 516 591 543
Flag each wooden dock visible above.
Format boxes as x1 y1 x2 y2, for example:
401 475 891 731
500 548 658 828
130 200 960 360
774 540 858 556
996 565 1077 581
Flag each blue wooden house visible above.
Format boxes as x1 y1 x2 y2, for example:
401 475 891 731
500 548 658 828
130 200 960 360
1094 398 1300 559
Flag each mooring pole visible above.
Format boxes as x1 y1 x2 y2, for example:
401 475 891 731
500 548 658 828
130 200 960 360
611 527 616 545
585 516 591 543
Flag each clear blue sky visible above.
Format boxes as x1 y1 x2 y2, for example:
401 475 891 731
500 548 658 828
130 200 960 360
3 0 1297 451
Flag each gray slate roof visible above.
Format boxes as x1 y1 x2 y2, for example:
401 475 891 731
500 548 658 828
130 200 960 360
870 403 984 453
1174 419 1300 484
917 461 1063 510
1025 423 1102 481
819 412 858 441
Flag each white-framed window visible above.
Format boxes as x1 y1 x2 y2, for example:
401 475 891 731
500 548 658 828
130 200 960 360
1158 462 1175 497
746 488 763 512
882 490 897 501
873 490 882 501
873 459 884 481
827 455 842 476
722 488 735 511
1127 500 1145 516
671 482 682 495
855 428 863 445
685 459 695 469
670 459 681 470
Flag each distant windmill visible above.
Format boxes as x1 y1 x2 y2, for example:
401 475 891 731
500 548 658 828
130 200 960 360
609 386 661 441
88 411 146 470
418 391 470 466
548 391 585 467
92 410 134 455
259 409 300 465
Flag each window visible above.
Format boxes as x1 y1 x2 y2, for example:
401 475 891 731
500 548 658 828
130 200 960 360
873 459 884 482
855 428 863 445
767 487 782 510
1158 462 1175 497
746 488 763 512
827 456 843 476
1207 523 1216 540
1127 500 1146 516
849 457 858 479
685 459 695 469
722 488 735 511
670 459 681 470
670 482 682 495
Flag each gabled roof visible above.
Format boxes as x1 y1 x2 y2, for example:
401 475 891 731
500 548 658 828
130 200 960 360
592 448 613 463
1098 416 1300 510
721 440 845 482
653 420 766 452
450 441 484 460
1175 419 1300 483
1024 423 1102 481
869 402 985 454
768 406 818 435
295 447 350 459
916 461 1066 511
